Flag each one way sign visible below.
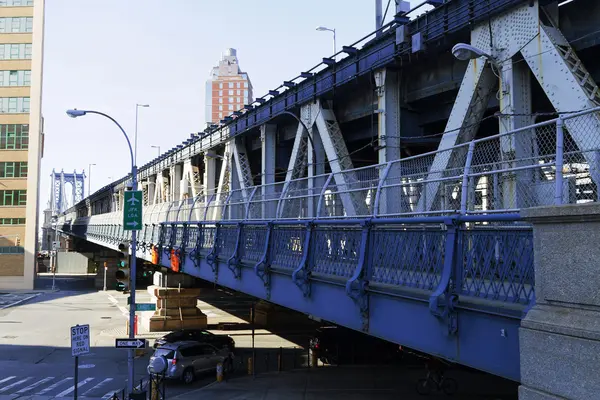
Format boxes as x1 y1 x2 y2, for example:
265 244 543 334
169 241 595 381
115 338 146 349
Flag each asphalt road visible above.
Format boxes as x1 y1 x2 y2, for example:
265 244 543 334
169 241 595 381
0 278 218 399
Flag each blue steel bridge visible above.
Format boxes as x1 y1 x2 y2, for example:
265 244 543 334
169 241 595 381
57 0 600 383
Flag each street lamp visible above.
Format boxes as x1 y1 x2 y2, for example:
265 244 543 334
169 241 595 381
135 104 150 165
150 145 160 158
88 163 96 197
316 26 336 57
66 108 138 396
451 43 493 61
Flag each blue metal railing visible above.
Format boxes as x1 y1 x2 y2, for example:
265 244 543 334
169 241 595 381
69 213 535 316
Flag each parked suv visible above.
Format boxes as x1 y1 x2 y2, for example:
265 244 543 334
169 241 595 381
149 341 233 384
153 329 235 351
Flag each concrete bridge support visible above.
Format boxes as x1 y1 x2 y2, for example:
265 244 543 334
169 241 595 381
143 272 207 332
519 203 600 399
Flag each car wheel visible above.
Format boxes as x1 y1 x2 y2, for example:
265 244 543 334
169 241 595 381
182 368 195 384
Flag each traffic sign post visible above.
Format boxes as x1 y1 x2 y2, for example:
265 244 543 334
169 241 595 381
71 324 90 400
123 190 142 231
116 338 147 349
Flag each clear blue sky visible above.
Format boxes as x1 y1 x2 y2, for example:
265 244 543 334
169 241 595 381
40 0 420 210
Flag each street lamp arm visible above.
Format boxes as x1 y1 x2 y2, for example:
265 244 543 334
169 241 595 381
84 110 135 169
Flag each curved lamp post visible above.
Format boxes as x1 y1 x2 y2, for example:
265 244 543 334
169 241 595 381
66 108 138 396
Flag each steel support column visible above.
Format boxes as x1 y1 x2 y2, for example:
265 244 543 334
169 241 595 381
261 124 276 219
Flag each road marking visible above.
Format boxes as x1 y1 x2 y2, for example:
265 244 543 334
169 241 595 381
36 377 73 395
16 376 55 393
0 377 32 392
82 378 113 396
106 293 129 318
0 376 15 385
55 377 95 397
0 293 41 309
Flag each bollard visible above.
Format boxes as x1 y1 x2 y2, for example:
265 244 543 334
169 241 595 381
247 357 253 375
216 362 223 382
278 347 283 372
150 379 159 400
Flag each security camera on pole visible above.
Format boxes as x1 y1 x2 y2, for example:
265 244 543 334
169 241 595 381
66 108 141 398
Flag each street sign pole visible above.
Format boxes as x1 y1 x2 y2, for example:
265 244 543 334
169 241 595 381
129 165 138 398
74 355 79 400
70 324 90 400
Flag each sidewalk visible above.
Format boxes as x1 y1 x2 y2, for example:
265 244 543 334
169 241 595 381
170 365 517 400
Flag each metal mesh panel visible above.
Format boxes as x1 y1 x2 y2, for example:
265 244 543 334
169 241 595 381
239 225 268 263
247 182 284 220
318 166 381 218
368 228 445 290
186 225 199 250
562 112 600 203
216 225 238 259
468 122 558 212
222 189 249 221
459 227 534 304
199 226 216 253
309 226 361 278
270 225 305 271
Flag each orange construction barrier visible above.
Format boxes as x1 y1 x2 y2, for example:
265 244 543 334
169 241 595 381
151 245 159 265
171 249 180 272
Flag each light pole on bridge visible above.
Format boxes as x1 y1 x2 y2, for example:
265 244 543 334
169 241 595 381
88 163 96 197
316 26 336 59
66 108 138 396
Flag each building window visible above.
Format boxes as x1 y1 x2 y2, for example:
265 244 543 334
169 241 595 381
218 90 222 96
0 0 33 6
218 105 223 111
228 90 233 95
244 82 248 88
219 83 223 89
228 82 234 88
0 162 27 178
228 97 233 103
0 97 28 113
237 82 241 88
228 104 233 111
0 189 26 206
218 98 223 104
0 17 33 33
0 43 32 60
219 113 223 119
0 217 25 225
237 97 241 103
0 124 28 149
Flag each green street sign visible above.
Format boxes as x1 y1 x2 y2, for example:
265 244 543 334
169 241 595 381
123 190 143 231
135 303 156 311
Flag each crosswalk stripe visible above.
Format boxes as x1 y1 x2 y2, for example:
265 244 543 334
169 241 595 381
16 376 55 394
0 377 33 393
0 376 15 385
82 378 113 396
55 377 95 398
36 377 73 395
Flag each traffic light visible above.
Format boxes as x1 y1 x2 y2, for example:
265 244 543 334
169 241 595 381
115 243 130 292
